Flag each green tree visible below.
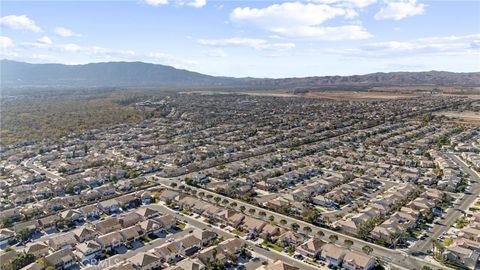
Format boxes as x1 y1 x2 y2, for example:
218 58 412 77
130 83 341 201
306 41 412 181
329 234 338 243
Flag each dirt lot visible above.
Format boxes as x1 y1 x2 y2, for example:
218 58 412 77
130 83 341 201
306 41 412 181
301 91 420 100
434 111 480 124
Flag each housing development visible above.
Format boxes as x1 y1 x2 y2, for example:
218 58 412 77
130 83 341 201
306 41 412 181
1 92 479 270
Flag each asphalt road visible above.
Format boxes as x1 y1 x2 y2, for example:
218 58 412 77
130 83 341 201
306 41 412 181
149 204 324 270
156 177 449 270
409 153 480 254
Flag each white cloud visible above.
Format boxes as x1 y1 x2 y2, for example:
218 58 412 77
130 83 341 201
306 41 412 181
37 36 52 45
0 15 41 32
203 49 228 57
144 0 169 6
54 27 81 37
57 43 83 53
0 36 14 48
271 25 372 40
328 33 480 57
230 2 370 40
231 2 356 28
375 0 426 20
198 37 295 50
186 0 206 8
311 0 377 8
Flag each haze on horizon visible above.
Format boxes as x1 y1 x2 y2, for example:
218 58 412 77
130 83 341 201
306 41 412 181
0 0 479 78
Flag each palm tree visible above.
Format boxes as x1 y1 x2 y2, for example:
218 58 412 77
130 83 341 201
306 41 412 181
329 235 338 243
344 239 354 248
362 245 373 255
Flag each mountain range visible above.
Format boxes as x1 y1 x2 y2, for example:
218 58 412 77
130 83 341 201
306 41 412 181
1 60 479 89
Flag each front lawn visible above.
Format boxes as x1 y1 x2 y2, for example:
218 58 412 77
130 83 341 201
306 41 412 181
176 222 186 230
180 209 192 215
232 229 246 237
262 240 283 252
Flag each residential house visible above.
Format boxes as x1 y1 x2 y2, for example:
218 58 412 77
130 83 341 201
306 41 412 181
297 238 326 258
26 242 49 258
74 241 102 263
95 217 122 234
135 207 160 220
139 219 162 235
119 225 143 243
320 244 347 268
119 212 143 228
155 214 176 230
193 229 217 246
265 260 299 270
60 210 83 223
45 249 76 270
79 205 101 219
342 251 375 270
48 232 78 251
96 231 124 251
0 228 15 246
153 241 183 264
176 258 205 270
97 199 120 214
128 252 162 270
72 226 98 243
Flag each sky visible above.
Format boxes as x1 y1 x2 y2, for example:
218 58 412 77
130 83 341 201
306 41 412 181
0 0 479 78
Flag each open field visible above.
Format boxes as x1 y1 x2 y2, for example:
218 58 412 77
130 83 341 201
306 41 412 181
301 90 420 100
434 110 480 124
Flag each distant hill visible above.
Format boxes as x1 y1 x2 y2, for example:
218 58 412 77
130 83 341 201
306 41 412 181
1 60 479 89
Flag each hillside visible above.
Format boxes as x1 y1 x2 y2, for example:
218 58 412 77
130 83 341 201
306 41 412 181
1 60 479 89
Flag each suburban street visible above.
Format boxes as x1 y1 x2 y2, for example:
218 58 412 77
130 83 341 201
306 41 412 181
409 153 480 254
156 177 449 270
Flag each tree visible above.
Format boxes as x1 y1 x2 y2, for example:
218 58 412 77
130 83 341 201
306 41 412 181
291 223 300 232
303 226 312 233
362 245 373 255
344 239 354 248
280 219 287 225
240 206 246 213
170 182 177 188
248 208 256 215
222 199 229 205
329 235 338 243
316 230 325 238
259 211 267 217
214 197 221 204
230 202 237 208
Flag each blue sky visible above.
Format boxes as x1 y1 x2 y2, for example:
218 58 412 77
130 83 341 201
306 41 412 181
1 0 479 77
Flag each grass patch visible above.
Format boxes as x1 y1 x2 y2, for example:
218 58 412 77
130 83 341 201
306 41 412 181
232 229 246 237
262 240 283 252
455 216 469 229
176 222 186 230
142 235 153 243
180 209 192 215
443 237 453 246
